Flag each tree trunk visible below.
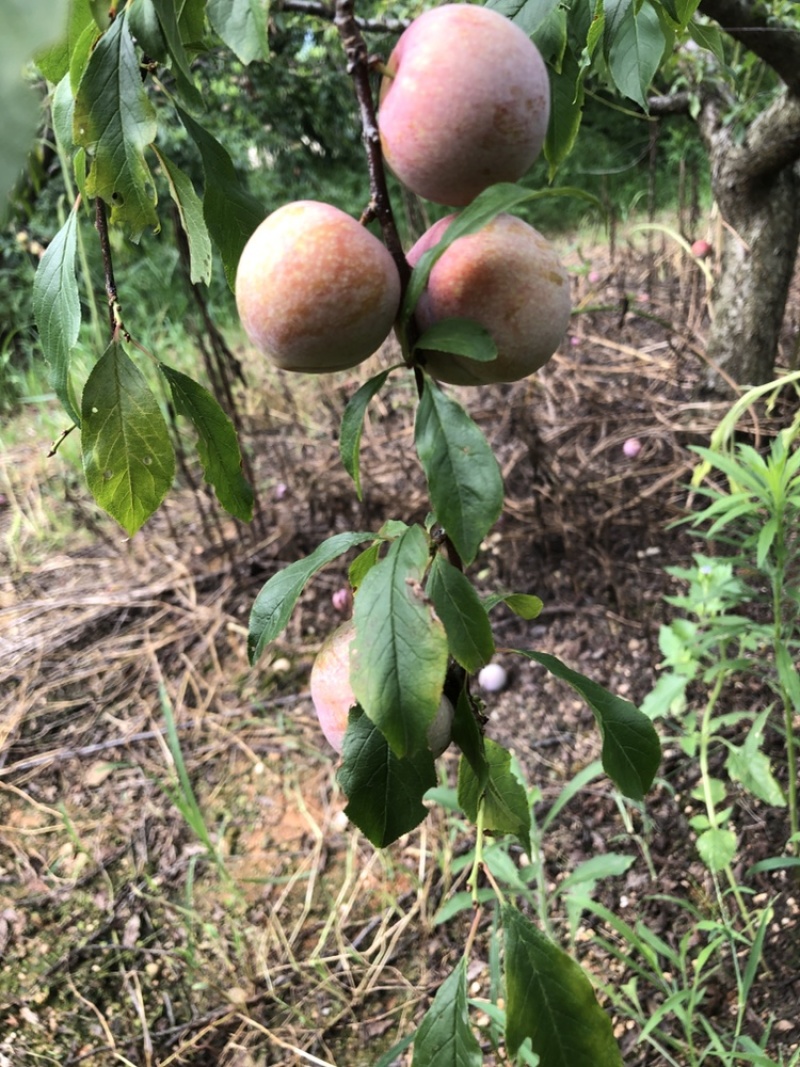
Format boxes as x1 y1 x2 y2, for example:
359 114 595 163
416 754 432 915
690 17 800 393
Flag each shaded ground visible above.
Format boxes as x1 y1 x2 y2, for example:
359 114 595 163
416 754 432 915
2 237 800 1065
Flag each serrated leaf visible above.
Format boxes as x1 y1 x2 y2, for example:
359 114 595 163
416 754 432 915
81 344 175 534
153 148 212 284
415 377 503 566
426 554 494 672
451 686 489 793
32 206 82 427
337 710 435 848
351 525 449 757
340 370 390 500
160 364 253 521
207 0 270 64
604 0 664 110
414 318 497 363
458 739 531 852
73 11 159 239
412 958 482 1067
177 106 264 289
696 828 737 872
519 650 661 799
503 905 622 1064
247 531 376 663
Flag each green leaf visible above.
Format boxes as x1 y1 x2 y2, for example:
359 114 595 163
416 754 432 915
340 370 390 500
545 50 585 176
150 0 203 104
32 206 82 427
338 710 435 848
349 542 382 591
247 531 376 663
35 0 92 83
415 377 503 566
458 739 531 852
426 554 494 672
73 10 159 239
503 905 622 1064
207 0 270 64
159 365 253 522
451 686 489 793
696 828 737 872
178 106 264 289
484 592 543 619
414 318 497 364
519 650 661 800
127 0 168 61
351 525 449 757
604 0 665 109
52 73 76 155
484 0 562 37
152 148 213 285
412 958 482 1067
81 344 175 535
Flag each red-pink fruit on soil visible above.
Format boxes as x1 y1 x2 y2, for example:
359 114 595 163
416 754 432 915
235 201 400 373
378 4 550 206
622 437 642 458
310 620 454 755
691 238 712 259
407 213 571 385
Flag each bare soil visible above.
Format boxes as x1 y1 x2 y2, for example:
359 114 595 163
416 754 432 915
2 238 800 1066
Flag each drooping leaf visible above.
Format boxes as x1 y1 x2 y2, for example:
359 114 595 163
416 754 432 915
426 554 494 672
127 0 168 62
519 650 661 799
545 50 585 176
412 958 482 1067
458 739 531 852
248 531 377 663
207 0 270 64
415 377 503 566
2 0 69 218
73 10 159 239
340 369 391 499
178 106 264 289
160 364 253 521
150 0 203 105
414 318 497 364
81 344 175 534
450 686 489 794
153 148 213 284
338 710 435 848
503 905 622 1064
350 525 449 757
32 206 82 427
483 592 543 619
52 73 76 155
604 0 665 110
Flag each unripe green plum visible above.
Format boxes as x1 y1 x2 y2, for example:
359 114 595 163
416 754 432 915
378 4 550 206
407 213 571 385
310 620 453 756
235 201 401 373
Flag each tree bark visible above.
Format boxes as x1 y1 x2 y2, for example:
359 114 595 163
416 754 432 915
696 91 800 391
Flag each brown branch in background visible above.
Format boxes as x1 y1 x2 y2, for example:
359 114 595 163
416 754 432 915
275 0 409 36
333 0 410 294
95 197 127 340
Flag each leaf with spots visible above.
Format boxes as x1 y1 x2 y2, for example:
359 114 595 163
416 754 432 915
81 343 175 534
73 10 159 239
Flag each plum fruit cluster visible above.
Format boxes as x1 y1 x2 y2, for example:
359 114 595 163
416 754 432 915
235 3 570 388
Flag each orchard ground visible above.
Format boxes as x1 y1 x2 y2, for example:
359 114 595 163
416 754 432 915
2 228 800 1065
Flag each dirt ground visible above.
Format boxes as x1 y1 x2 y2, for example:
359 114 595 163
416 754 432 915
2 238 800 1065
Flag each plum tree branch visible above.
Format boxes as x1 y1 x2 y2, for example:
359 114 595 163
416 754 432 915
95 197 126 340
698 0 800 94
333 0 411 295
276 0 408 35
